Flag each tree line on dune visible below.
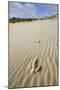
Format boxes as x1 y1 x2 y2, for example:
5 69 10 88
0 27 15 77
9 13 58 23
9 17 38 23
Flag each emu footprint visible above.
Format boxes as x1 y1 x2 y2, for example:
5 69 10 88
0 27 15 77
31 58 42 73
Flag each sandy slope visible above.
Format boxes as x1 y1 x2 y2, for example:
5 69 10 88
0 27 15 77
8 18 59 88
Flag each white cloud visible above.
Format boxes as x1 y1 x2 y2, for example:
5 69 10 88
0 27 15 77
9 2 37 18
9 2 58 18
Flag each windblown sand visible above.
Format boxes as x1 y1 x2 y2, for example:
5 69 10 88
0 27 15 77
8 18 59 88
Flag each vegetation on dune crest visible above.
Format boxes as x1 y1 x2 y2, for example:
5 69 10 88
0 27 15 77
9 14 58 23
9 17 37 23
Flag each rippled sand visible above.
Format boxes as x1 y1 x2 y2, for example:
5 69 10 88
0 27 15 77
8 18 59 88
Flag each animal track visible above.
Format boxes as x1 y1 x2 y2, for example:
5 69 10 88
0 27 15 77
31 58 42 73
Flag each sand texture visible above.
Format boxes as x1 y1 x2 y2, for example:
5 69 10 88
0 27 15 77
8 18 59 88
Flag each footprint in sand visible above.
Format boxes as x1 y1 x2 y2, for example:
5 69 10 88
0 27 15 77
31 58 42 73
34 40 40 44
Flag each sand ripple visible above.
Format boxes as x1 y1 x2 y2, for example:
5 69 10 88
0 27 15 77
9 19 58 88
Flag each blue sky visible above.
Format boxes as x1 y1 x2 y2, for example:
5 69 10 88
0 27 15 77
9 2 58 19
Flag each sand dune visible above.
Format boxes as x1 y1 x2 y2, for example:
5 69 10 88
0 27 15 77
8 18 58 88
